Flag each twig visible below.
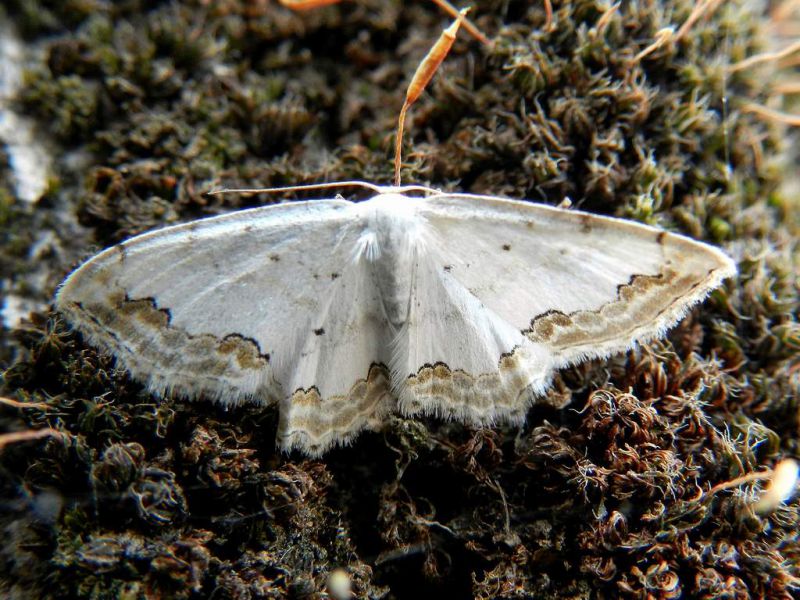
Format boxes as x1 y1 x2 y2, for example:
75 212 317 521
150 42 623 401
727 39 800 73
0 428 64 450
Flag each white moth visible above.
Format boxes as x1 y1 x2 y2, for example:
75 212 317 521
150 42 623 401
56 186 736 455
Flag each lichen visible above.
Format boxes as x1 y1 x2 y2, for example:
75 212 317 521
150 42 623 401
1 0 798 598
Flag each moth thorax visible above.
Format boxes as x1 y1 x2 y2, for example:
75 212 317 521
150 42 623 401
359 194 429 328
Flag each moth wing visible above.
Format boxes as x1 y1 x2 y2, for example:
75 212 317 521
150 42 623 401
395 249 554 425
418 194 735 367
56 199 385 412
277 246 395 456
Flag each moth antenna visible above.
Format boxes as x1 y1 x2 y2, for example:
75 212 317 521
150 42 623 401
208 181 385 196
394 7 469 186
209 182 445 198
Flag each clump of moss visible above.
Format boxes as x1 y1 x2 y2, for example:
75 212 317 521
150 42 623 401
1 0 798 598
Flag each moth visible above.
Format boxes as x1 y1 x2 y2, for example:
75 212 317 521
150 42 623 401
55 10 736 455
56 187 735 455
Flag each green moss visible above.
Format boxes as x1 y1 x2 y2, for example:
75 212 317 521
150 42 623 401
1 0 798 598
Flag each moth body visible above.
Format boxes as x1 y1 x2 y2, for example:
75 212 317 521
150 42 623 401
353 193 431 330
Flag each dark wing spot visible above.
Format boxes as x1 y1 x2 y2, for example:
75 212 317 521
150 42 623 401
443 265 453 272
502 244 511 251
331 272 341 280
269 254 280 262
313 328 325 336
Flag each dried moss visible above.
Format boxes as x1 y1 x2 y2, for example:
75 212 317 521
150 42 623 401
1 0 798 598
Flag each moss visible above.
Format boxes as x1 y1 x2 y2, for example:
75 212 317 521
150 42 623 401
1 0 798 598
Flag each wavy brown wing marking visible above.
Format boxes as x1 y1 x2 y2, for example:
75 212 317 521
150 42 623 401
61 293 274 404
278 364 394 455
526 261 730 366
401 344 552 426
393 248 556 426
